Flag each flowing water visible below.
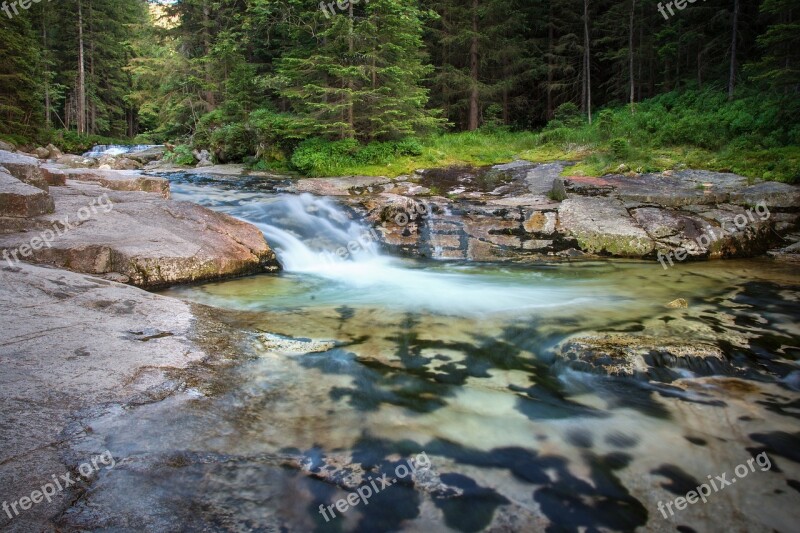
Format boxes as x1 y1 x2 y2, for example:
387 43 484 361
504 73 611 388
60 172 800 532
82 144 163 158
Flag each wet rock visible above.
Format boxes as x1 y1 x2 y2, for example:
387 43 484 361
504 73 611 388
0 181 279 289
665 298 688 309
0 170 55 217
0 149 49 190
554 334 729 380
0 262 211 532
558 197 655 256
255 333 337 355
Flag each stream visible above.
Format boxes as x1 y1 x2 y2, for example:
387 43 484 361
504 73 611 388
60 171 800 532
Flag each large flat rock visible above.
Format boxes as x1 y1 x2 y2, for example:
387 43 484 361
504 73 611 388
0 170 55 217
42 165 170 198
0 149 48 191
558 197 655 256
0 182 279 288
0 262 214 532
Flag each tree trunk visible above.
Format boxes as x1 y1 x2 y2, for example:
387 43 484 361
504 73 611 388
42 16 50 129
468 0 479 131
583 0 591 124
77 0 86 134
546 3 554 120
202 2 216 111
728 0 739 100
629 0 636 113
347 0 354 135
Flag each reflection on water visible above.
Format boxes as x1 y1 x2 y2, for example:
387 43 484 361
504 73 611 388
59 174 800 532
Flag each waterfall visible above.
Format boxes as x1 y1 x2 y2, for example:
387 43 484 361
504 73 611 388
168 181 595 314
83 144 162 157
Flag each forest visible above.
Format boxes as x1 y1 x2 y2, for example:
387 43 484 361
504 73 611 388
0 0 798 181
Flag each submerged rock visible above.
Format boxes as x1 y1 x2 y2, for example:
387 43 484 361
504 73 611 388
554 334 730 380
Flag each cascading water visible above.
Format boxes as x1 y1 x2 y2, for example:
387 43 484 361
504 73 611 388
83 144 162 157
167 178 596 315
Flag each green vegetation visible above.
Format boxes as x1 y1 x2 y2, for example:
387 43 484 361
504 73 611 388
0 0 797 184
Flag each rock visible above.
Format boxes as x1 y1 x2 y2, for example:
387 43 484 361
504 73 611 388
42 165 170 198
45 144 63 159
114 157 143 170
665 298 688 308
0 261 214 532
34 146 51 159
102 272 130 283
0 170 55 217
554 333 729 380
193 149 212 168
768 241 800 263
0 140 15 152
126 146 165 163
558 197 655 256
0 149 49 191
631 207 715 257
550 178 568 201
0 181 279 288
291 176 391 196
255 333 337 355
56 154 98 168
524 210 557 234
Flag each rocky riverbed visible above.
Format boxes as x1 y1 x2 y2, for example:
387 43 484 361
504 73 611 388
1 146 799 531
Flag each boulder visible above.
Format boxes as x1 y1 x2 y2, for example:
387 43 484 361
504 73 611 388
34 146 51 159
46 144 63 159
0 170 55 217
0 149 48 191
0 140 15 152
558 197 655 256
0 181 279 288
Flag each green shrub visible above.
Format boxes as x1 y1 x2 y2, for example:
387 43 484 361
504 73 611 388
163 144 196 166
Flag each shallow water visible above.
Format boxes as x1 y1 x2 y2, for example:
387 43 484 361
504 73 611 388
61 173 800 532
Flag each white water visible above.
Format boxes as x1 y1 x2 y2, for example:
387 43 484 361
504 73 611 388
83 144 162 157
170 184 603 315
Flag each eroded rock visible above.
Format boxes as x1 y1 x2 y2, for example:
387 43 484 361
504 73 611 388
554 333 730 380
0 181 279 288
559 197 655 256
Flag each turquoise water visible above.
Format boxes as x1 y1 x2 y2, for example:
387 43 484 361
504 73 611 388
59 173 800 532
